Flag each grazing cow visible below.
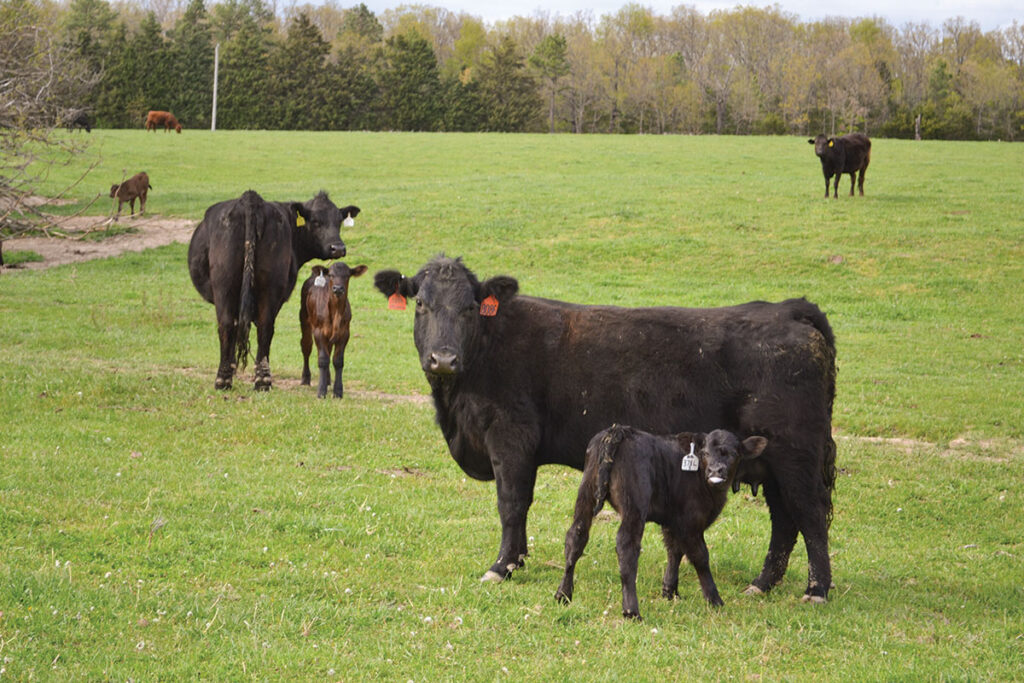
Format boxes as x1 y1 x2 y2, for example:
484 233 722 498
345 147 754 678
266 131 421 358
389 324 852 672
66 109 92 133
808 133 871 198
145 110 182 133
300 261 368 398
375 256 837 602
555 425 767 620
188 190 358 390
109 172 152 217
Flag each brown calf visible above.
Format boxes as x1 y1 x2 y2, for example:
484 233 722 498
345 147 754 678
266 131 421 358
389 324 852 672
555 425 766 620
300 262 367 398
145 110 182 133
109 172 152 217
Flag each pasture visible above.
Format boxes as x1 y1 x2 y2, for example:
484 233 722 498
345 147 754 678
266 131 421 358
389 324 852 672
1 131 1022 679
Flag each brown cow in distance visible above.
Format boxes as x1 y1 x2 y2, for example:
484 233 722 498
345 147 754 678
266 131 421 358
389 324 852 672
300 261 368 398
145 110 182 133
110 172 152 217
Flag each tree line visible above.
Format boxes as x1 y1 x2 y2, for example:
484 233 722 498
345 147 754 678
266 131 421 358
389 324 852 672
40 0 1024 138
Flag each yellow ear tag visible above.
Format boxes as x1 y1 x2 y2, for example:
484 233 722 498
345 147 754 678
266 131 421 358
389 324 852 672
828 140 834 147
296 215 305 227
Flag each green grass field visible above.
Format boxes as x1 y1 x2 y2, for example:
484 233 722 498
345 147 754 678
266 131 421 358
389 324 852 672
1 131 1022 679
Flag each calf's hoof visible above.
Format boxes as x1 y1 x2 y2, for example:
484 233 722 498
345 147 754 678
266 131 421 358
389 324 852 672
801 594 827 605
480 570 505 583
622 610 643 622
742 584 766 596
554 589 572 604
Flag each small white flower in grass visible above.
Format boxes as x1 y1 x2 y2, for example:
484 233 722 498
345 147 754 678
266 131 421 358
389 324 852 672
187 611 193 617
116 472 121 477
262 547 268 553
136 641 145 651
105 572 111 578
651 628 658 634
328 670 335 676
423 616 433 624
345 588 352 594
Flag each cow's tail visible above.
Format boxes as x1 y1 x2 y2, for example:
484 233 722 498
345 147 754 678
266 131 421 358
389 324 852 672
592 424 630 517
235 190 264 370
791 298 840 526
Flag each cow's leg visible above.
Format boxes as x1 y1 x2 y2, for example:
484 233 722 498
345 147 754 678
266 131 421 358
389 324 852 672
616 514 646 620
555 481 598 604
848 172 856 196
660 527 686 599
857 168 866 196
139 193 146 215
331 342 345 398
214 304 237 390
316 344 331 399
684 532 723 606
253 300 282 391
129 198 136 216
481 444 537 582
745 477 798 595
822 173 829 198
831 174 839 198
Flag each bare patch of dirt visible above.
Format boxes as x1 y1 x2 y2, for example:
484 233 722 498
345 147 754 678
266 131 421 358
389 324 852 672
2 213 195 270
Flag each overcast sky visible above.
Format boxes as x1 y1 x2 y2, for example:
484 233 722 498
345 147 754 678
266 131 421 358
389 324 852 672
358 0 1020 32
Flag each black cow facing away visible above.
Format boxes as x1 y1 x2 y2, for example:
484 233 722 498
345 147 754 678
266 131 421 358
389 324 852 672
188 190 358 390
809 133 871 198
555 425 767 620
375 256 837 602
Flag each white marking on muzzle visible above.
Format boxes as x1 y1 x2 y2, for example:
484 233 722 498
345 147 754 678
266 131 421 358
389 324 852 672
708 476 725 485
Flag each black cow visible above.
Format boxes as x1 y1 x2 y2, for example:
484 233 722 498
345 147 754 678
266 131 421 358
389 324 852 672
809 133 871 198
188 190 358 390
66 109 91 132
555 426 767 619
374 256 837 602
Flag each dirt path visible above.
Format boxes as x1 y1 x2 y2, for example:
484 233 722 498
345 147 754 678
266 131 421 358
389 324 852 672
2 213 196 270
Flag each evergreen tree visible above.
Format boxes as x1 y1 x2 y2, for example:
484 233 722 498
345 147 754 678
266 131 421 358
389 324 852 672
529 34 571 133
268 13 331 130
476 36 541 132
439 71 486 131
170 0 214 129
377 32 442 131
218 12 272 129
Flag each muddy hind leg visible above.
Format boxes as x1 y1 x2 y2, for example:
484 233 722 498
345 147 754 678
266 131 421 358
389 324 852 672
555 482 599 604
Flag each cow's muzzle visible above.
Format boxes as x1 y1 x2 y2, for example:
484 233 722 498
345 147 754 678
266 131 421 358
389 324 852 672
328 243 346 258
427 351 459 375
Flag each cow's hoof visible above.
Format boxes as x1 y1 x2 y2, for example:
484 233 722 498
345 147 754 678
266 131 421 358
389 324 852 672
801 594 827 605
622 611 643 622
254 382 271 392
480 570 505 583
742 584 766 596
554 590 571 604
215 377 232 390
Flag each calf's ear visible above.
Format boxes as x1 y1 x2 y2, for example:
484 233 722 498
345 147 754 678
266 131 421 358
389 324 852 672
807 139 815 144
350 264 368 278
340 205 360 219
479 276 518 304
374 269 419 298
741 436 768 459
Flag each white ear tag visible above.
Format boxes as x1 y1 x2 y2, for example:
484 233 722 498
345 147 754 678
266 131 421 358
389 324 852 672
681 442 699 472
343 216 355 227
314 275 327 288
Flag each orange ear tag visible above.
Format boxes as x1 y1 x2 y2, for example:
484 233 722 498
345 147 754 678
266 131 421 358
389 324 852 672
388 292 407 311
479 295 499 317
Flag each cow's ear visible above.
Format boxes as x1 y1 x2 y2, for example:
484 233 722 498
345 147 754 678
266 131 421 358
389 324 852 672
374 269 418 298
350 264 368 278
292 202 310 227
340 205 360 219
807 138 815 144
479 276 518 304
741 436 768 460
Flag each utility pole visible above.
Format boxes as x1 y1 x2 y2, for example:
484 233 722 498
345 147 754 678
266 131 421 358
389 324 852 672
211 42 219 131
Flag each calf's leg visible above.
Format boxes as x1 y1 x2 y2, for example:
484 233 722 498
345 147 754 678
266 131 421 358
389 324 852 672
616 514 646 620
331 343 345 398
316 345 331 399
684 533 723 606
555 479 598 604
660 527 686 599
299 320 313 385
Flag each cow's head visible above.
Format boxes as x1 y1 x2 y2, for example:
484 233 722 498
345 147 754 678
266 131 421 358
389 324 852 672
808 134 832 157
109 184 119 198
374 256 518 379
690 429 767 489
294 191 352 259
325 261 367 298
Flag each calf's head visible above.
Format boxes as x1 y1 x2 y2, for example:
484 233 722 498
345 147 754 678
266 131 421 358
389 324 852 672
808 134 833 157
295 192 356 259
374 256 518 379
692 429 767 488
325 261 367 298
